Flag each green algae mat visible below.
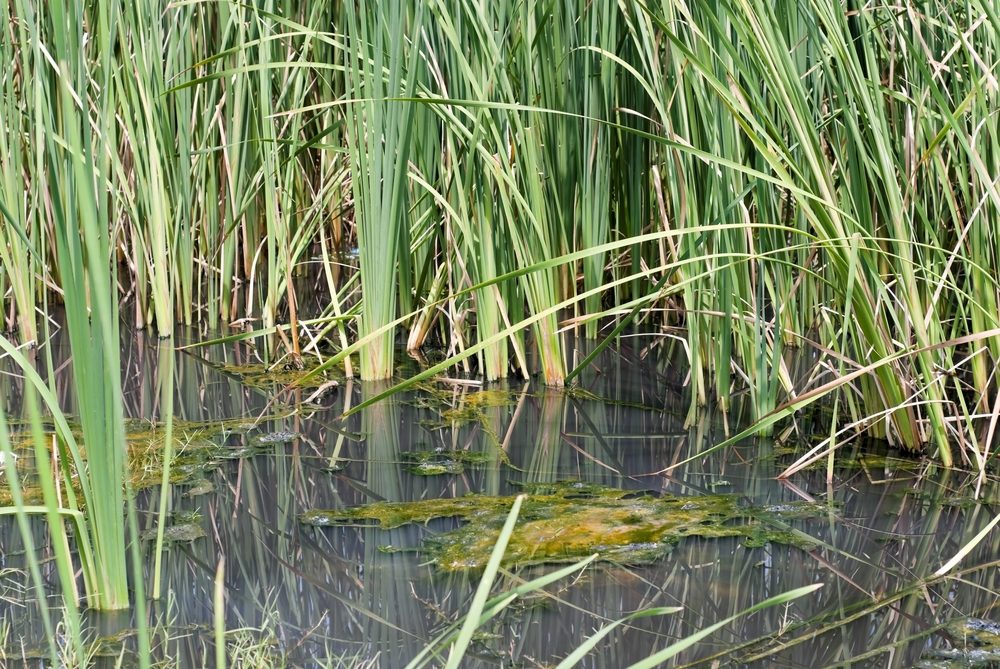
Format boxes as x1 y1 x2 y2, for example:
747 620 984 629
0 416 293 506
300 482 824 571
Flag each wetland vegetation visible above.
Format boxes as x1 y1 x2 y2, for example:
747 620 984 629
1 0 1000 666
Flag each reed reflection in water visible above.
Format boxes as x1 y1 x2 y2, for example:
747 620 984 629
0 330 997 667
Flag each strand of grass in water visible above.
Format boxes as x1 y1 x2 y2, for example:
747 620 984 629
403 555 598 669
625 584 823 669
698 558 1000 666
443 495 524 669
152 342 176 598
0 408 63 665
215 558 226 669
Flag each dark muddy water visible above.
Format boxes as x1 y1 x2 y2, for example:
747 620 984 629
1 327 999 668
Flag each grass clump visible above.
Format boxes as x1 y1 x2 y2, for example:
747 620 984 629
0 0 998 465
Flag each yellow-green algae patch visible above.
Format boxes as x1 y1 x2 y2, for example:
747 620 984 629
408 384 518 468
439 389 516 423
300 483 824 571
409 384 520 428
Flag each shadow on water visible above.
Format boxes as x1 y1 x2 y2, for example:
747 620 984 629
2 328 1000 667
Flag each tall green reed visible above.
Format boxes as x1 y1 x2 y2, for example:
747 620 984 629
42 0 133 608
343 3 424 380
117 0 175 336
0 0 157 632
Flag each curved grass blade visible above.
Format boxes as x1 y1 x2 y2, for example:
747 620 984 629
625 584 823 669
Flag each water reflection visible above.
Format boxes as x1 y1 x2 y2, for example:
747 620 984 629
0 328 999 668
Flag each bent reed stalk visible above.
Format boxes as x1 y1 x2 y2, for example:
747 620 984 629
0 1 997 464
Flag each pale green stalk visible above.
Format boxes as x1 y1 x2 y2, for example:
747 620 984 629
151 342 176 599
579 1 618 339
0 0 37 346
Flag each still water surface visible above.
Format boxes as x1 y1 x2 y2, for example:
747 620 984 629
1 328 998 668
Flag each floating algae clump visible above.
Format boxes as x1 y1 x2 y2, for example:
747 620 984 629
300 483 823 571
947 618 1000 647
410 384 519 429
402 449 491 476
439 389 515 424
917 618 1000 667
300 495 493 528
141 510 206 544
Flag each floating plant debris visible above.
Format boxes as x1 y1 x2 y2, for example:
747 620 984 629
947 618 1000 648
215 362 339 390
917 618 1000 667
142 511 206 543
141 522 206 544
252 430 300 445
402 449 490 476
181 478 215 497
410 384 521 429
769 443 925 475
300 482 824 571
439 389 516 423
0 416 293 505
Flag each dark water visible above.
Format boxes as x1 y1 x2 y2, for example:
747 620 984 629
2 327 999 668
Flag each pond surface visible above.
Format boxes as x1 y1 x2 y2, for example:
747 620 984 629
2 327 1000 668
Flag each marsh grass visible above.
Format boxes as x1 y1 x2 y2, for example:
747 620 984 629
342 4 424 380
1 0 1000 663
1 0 996 464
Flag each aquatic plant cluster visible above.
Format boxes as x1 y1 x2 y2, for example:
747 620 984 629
0 1 996 466
1 0 1000 666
